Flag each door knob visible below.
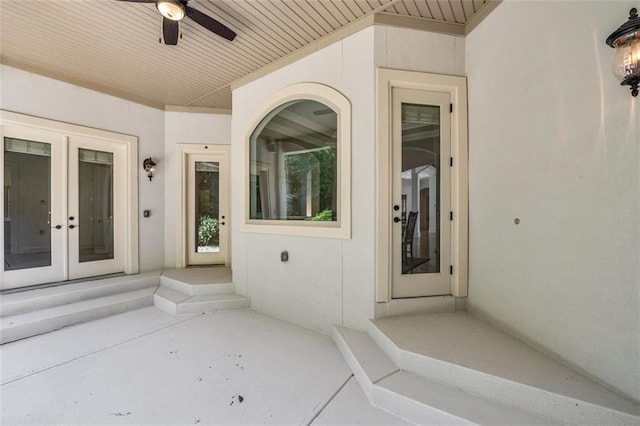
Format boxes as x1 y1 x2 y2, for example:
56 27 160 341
393 205 400 211
69 216 75 221
55 225 62 230
393 217 401 223
69 224 76 229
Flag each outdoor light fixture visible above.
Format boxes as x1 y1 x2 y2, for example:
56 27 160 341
143 158 157 181
606 8 640 97
156 0 185 21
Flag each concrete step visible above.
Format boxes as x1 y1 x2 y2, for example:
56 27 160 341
160 276 234 296
154 269 250 315
153 286 249 315
0 287 155 344
160 268 234 296
367 312 640 425
333 326 558 425
0 271 161 318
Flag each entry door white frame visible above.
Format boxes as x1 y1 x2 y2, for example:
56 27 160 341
376 69 469 302
0 110 139 290
176 144 230 268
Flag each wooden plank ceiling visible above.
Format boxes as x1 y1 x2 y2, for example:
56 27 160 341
0 0 489 110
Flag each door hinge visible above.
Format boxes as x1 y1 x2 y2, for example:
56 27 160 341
450 157 453 167
450 103 453 113
450 265 454 275
449 211 454 221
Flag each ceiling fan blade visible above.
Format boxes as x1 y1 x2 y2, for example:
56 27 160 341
162 18 179 45
185 5 236 41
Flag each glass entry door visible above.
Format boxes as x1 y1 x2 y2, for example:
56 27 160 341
186 153 228 266
391 88 451 298
2 130 66 287
67 137 126 280
2 128 126 289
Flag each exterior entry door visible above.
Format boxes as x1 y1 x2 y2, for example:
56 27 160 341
391 88 451 298
68 136 126 280
186 152 229 266
2 128 127 289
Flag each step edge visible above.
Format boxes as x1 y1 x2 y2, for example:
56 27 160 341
1 275 160 316
182 294 249 303
159 276 235 296
0 294 153 344
175 298 250 314
370 321 640 424
332 326 376 401
1 287 157 325
374 371 559 426
371 382 477 425
153 293 178 315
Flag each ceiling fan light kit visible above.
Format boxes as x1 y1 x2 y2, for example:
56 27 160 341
156 0 185 21
116 0 236 45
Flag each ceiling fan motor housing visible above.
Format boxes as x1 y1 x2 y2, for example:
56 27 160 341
116 0 236 44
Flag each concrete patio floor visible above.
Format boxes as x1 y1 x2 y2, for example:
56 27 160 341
0 307 408 425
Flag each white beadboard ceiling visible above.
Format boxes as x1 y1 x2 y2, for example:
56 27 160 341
0 0 494 110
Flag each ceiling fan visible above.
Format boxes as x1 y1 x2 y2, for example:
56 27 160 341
115 0 236 45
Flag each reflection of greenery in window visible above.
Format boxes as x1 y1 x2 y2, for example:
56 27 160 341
198 215 219 247
249 99 338 222
196 162 220 251
284 147 336 220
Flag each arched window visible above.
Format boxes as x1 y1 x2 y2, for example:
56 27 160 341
245 83 351 238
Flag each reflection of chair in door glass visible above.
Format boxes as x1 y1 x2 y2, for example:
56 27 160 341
402 211 418 260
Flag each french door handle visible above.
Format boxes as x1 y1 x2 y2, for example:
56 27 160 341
69 224 77 229
393 217 401 223
55 225 63 230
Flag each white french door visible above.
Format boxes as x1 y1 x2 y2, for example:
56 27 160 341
391 87 452 298
2 126 128 289
184 149 229 266
68 136 126 280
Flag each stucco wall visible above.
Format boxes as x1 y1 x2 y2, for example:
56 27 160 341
163 111 231 268
465 1 640 401
0 65 166 272
231 25 464 333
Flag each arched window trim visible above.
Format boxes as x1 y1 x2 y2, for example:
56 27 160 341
243 83 351 239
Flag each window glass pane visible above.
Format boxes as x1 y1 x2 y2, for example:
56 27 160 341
249 99 337 221
78 148 114 263
401 103 441 274
195 161 220 253
4 138 52 271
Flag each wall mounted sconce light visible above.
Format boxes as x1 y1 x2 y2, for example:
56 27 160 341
143 157 157 181
606 8 640 97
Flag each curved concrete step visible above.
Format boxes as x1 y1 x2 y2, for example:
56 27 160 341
153 286 250 315
367 312 640 425
333 326 558 425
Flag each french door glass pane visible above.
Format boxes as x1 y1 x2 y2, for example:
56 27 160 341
78 148 114 263
195 162 220 253
4 138 52 271
401 103 440 275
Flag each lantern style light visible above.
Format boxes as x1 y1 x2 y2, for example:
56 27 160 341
606 8 640 97
143 157 157 181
